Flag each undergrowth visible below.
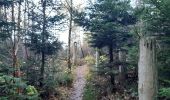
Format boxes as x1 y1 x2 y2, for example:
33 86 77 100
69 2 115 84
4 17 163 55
83 67 97 100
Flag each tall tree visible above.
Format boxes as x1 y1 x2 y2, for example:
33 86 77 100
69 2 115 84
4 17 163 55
68 0 73 71
74 0 136 63
40 0 47 87
136 0 159 99
25 0 64 87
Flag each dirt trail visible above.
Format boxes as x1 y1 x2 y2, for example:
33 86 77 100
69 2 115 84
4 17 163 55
70 65 89 100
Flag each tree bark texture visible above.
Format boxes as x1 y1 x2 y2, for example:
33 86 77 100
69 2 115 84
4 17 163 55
67 0 73 71
138 37 157 100
109 45 113 63
118 50 126 87
40 0 46 87
95 48 99 68
73 42 77 66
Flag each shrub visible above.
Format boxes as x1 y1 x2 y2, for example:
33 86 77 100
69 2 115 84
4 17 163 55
0 74 39 100
85 55 95 65
83 83 96 100
159 87 170 99
83 71 96 100
57 72 73 86
99 55 108 64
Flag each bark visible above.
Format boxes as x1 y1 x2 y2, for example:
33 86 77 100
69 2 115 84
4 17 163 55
108 45 115 90
16 0 21 78
11 2 18 76
67 0 73 71
73 42 77 65
23 0 29 59
95 48 99 68
40 0 46 87
138 37 157 100
109 45 113 63
0 6 2 18
80 46 85 58
40 51 45 87
118 50 126 87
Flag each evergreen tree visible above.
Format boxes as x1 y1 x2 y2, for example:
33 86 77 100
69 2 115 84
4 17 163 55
25 0 64 87
138 0 170 100
74 0 136 63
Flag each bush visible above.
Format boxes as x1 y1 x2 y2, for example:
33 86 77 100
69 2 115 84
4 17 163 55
0 74 39 100
83 71 97 100
99 55 108 64
57 72 73 86
83 83 96 100
85 55 95 65
159 87 170 99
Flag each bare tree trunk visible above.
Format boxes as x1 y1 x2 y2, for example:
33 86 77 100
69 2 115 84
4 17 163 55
16 0 22 78
109 45 113 63
118 49 126 87
40 0 46 87
95 48 99 68
80 46 85 58
67 0 73 71
23 0 29 59
0 6 2 18
138 37 157 100
73 42 77 66
11 2 17 76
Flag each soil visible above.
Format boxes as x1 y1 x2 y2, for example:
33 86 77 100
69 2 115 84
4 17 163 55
69 65 89 100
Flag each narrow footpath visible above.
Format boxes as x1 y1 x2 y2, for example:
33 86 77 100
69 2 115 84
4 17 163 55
70 65 89 100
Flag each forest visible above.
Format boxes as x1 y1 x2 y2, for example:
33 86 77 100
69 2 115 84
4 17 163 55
0 0 170 100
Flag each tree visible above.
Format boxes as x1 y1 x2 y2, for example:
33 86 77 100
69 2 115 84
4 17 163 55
25 0 64 87
0 0 14 73
0 0 24 77
68 0 73 71
138 37 157 100
74 0 136 63
135 0 159 99
136 0 170 99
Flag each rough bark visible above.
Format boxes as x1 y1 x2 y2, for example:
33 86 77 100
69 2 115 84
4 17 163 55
118 50 126 87
73 42 77 65
80 46 84 58
95 48 99 68
11 2 18 77
109 45 113 63
138 37 157 100
67 0 73 71
40 0 46 87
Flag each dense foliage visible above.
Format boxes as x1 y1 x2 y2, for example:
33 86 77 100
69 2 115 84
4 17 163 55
0 0 170 99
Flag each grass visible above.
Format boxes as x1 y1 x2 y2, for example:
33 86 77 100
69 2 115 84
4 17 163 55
83 82 96 100
83 67 97 100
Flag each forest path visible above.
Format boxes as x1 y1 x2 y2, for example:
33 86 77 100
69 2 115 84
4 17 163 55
69 65 89 100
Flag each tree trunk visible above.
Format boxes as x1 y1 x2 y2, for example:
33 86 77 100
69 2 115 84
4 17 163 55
72 42 77 65
118 49 126 87
11 2 18 77
138 37 157 100
109 45 113 63
40 51 45 87
40 0 46 87
108 45 115 91
95 48 99 68
67 0 73 71
80 46 85 58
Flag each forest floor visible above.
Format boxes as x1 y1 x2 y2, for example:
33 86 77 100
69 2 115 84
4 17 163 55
69 65 89 100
